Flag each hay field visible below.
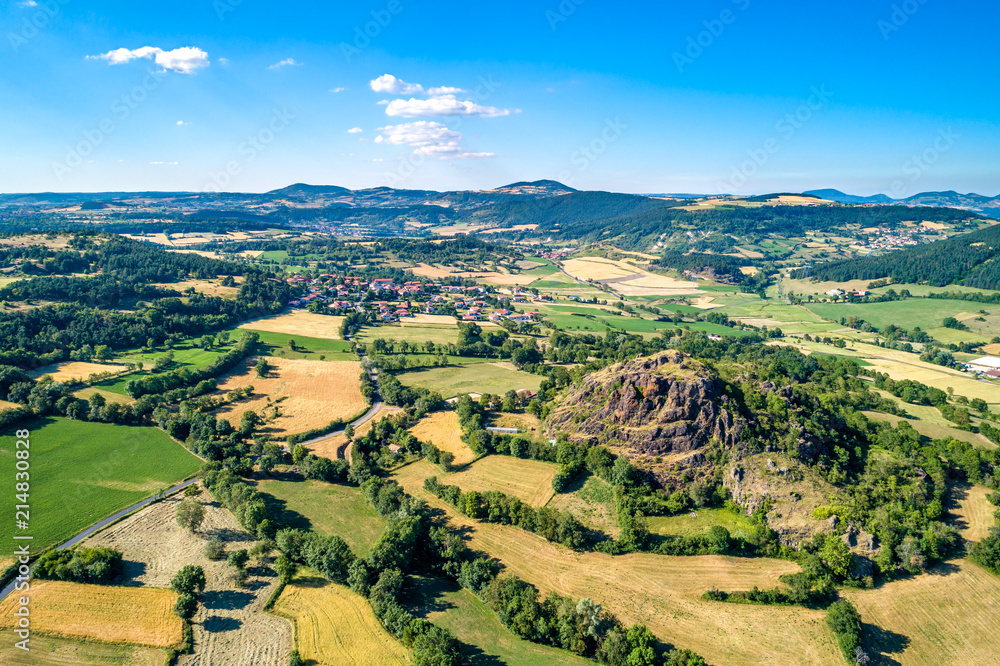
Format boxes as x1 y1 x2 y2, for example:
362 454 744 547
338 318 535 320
843 560 1000 666
396 456 555 508
83 489 291 666
0 634 164 666
408 411 476 466
154 279 239 298
545 475 618 538
397 362 543 399
392 460 840 665
239 310 345 340
402 314 457 326
73 387 133 404
215 357 365 437
0 580 181 647
561 257 703 296
358 324 460 346
309 407 405 461
28 361 124 382
951 484 997 542
273 570 411 666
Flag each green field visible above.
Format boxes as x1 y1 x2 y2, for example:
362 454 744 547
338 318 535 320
805 299 1000 338
255 478 386 556
546 474 618 539
0 418 202 552
245 329 356 359
396 363 543 398
647 507 756 539
357 324 460 346
404 576 591 666
98 343 236 394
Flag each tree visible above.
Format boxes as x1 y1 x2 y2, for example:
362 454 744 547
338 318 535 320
227 549 250 570
175 498 205 533
171 565 206 597
204 537 226 561
344 423 355 440
826 600 863 662
255 358 270 378
275 555 296 582
174 593 198 620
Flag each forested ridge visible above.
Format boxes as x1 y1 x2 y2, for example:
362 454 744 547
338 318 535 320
811 220 1000 288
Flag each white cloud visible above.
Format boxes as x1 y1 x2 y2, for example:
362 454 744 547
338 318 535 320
88 46 210 74
149 161 180 165
374 121 493 160
177 120 191 126
269 58 302 70
370 74 424 95
19 1 38 7
218 57 230 65
384 95 517 118
330 87 346 93
346 127 364 134
427 86 466 96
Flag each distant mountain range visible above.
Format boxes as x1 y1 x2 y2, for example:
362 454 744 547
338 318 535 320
803 189 1000 216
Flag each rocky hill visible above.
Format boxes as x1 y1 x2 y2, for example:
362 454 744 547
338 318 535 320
543 350 746 487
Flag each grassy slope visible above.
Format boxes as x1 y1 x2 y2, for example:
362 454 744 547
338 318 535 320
254 478 386 557
0 418 201 552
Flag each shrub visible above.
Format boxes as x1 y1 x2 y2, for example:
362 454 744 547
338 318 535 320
826 600 863 662
34 547 122 585
171 565 207 597
204 537 226 561
174 593 198 620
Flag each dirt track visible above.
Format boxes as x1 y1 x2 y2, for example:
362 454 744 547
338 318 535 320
84 490 291 666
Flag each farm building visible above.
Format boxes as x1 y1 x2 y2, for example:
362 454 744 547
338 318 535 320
968 356 1000 374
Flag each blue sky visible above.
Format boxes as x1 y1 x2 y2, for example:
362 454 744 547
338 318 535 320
1 0 997 195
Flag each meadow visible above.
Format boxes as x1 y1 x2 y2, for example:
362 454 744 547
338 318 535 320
0 580 182 648
97 344 234 394
248 329 355 359
358 323 460 346
545 474 618 538
404 576 591 666
0 634 164 666
647 507 756 538
255 478 387 556
396 362 542 398
407 411 477 467
0 418 201 551
805 298 1000 338
272 569 411 666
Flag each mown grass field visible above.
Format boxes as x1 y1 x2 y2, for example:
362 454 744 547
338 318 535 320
404 576 591 666
647 507 756 538
806 298 1000 338
255 479 386 557
843 560 1000 666
396 362 542 399
0 418 201 552
238 310 345 340
950 484 997 542
272 569 411 666
0 633 165 665
397 456 559 507
358 323 460 346
545 475 618 538
249 329 355 360
0 580 182 647
29 361 124 383
408 411 477 467
97 344 234 394
390 461 841 665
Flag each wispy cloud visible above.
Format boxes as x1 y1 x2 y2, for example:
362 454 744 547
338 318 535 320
346 127 364 134
329 87 346 93
385 95 516 118
18 1 39 7
176 121 191 126
149 161 180 165
88 46 210 74
269 58 302 70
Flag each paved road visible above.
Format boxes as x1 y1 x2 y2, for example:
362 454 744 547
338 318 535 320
295 396 384 448
0 477 199 603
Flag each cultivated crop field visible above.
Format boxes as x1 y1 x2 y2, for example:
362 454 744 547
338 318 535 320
358 323 460 346
272 569 411 666
214 357 366 437
392 468 841 665
0 634 164 666
843 560 1000 666
83 489 291 666
396 457 558 507
408 411 476 466
255 479 387 556
396 362 542 399
238 310 344 340
0 580 182 647
28 361 124 383
405 576 590 666
0 418 201 552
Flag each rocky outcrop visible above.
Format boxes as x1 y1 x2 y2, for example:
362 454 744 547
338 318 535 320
544 350 747 483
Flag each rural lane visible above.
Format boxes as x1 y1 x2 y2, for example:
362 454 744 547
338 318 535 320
0 477 200 603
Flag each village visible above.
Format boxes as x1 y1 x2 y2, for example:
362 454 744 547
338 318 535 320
284 273 544 324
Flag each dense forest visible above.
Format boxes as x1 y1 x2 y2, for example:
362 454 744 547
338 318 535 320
810 220 1000 288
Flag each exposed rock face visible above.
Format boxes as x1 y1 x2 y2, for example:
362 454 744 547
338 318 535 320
544 350 746 482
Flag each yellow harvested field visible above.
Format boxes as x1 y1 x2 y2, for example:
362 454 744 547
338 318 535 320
392 461 842 665
843 560 1000 666
408 411 476 466
952 484 997 542
920 221 949 230
239 310 345 340
0 400 21 411
273 571 411 666
153 279 239 298
562 257 640 281
28 361 123 382
866 358 1000 407
396 457 556 508
309 407 404 460
401 314 457 326
561 258 704 295
215 357 366 437
0 580 182 647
